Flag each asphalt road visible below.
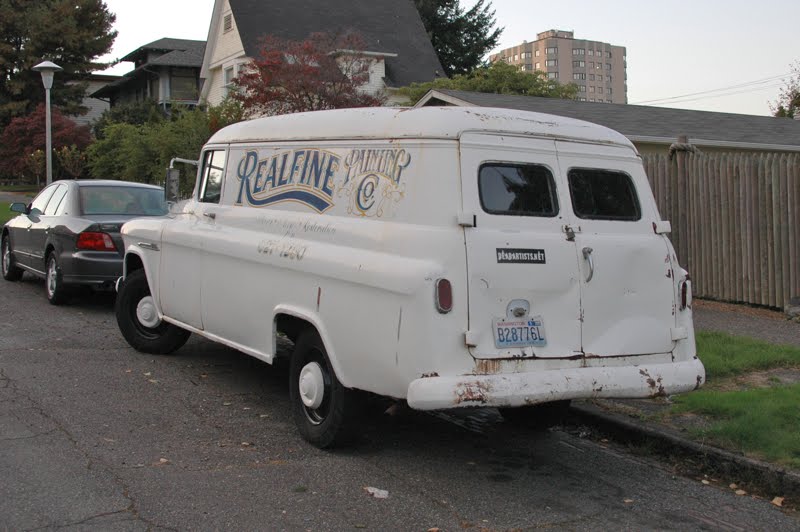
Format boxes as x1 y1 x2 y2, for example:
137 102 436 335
1 275 797 531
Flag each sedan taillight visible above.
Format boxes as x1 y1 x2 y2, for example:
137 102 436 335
76 231 117 251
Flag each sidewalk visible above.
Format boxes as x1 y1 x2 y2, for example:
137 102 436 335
572 299 800 503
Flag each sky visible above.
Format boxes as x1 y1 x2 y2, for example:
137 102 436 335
98 0 799 116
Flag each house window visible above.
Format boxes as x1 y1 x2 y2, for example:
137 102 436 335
545 47 557 54
545 59 557 67
223 66 235 98
223 14 232 33
573 73 586 80
572 60 585 68
546 72 558 79
171 68 197 101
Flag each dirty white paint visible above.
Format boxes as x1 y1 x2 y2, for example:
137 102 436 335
121 107 704 408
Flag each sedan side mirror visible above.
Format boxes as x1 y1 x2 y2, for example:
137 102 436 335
10 202 28 214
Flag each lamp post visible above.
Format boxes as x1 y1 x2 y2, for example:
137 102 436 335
32 61 63 186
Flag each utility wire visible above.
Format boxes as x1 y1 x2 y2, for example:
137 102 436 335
644 82 783 106
631 73 789 105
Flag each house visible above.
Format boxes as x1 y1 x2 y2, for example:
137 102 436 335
200 0 444 106
92 38 206 109
415 89 800 155
68 73 120 127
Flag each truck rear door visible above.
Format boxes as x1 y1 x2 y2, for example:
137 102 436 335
460 133 583 359
555 141 677 357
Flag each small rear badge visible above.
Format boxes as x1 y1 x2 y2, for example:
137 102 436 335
496 248 546 264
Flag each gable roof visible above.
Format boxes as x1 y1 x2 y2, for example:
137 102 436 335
120 38 206 65
228 0 443 87
416 89 800 152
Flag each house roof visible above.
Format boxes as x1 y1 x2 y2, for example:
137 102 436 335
120 38 206 64
416 89 800 152
227 0 443 87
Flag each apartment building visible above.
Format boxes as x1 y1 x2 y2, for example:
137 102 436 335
490 30 627 104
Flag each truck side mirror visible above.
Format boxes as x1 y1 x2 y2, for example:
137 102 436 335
165 168 181 204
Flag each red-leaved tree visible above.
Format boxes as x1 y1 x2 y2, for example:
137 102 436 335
232 32 386 117
0 104 92 181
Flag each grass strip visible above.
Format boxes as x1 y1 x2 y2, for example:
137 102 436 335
696 330 800 379
0 184 39 193
0 204 15 226
672 383 800 468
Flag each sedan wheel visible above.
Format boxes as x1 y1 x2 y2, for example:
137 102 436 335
45 253 69 305
1 235 23 282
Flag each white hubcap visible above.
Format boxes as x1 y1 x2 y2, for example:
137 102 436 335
136 296 161 328
299 362 325 409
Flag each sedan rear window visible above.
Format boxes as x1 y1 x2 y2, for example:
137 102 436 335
568 169 641 221
80 186 168 216
479 163 559 217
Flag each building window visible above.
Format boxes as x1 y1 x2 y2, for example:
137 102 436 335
572 48 585 55
573 73 586 80
535 49 541 57
545 47 557 54
573 60 585 68
589 86 595 93
579 85 586 92
223 66 235 98
223 14 232 32
588 62 594 69
597 74 603 82
546 72 558 79
607 75 612 83
514 54 519 61
589 74 595 81
606 51 612 58
607 99 613 103
535 62 540 69
522 52 532 59
606 63 612 70
545 59 557 67
578 97 587 101
607 87 613 94
596 63 602 70
588 49 594 56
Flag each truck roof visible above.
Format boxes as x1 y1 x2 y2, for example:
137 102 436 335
206 106 636 150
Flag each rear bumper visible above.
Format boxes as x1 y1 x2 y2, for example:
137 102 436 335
406 358 705 411
60 250 122 286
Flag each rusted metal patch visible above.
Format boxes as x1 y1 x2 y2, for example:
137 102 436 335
454 381 491 405
639 368 666 397
474 359 502 375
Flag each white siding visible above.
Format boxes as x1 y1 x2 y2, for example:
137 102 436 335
205 68 225 107
70 80 112 128
203 0 247 106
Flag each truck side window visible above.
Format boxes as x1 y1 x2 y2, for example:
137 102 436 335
199 150 226 203
568 168 641 221
478 163 559 217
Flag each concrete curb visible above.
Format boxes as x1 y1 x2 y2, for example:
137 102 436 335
569 401 800 500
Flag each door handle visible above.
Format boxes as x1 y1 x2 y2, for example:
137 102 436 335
203 212 216 220
582 247 594 283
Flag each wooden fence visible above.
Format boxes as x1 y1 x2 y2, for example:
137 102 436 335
642 151 799 310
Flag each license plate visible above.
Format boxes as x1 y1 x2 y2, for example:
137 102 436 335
493 316 547 348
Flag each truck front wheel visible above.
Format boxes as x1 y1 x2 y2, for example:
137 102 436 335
289 329 361 448
115 269 190 354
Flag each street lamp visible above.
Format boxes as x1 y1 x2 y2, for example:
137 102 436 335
32 60 63 186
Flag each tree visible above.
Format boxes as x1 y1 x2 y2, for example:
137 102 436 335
88 102 243 193
232 32 385 117
771 61 800 119
397 60 579 104
91 99 166 139
0 0 117 128
414 0 502 77
0 103 91 180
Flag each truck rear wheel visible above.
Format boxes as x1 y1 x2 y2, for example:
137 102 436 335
289 329 360 448
115 269 190 354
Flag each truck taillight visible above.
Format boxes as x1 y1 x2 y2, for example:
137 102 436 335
435 278 452 314
680 275 692 310
76 231 117 251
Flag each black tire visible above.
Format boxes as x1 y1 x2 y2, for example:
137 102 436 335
500 400 572 429
45 252 69 305
115 269 190 354
289 329 361 448
1 234 23 281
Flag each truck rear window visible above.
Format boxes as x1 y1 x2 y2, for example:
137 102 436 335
478 163 558 217
568 168 641 221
